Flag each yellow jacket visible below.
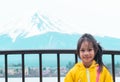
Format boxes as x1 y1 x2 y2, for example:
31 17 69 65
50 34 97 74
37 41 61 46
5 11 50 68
64 60 113 82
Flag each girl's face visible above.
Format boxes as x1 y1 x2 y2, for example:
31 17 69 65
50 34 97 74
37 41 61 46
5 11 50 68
79 41 95 67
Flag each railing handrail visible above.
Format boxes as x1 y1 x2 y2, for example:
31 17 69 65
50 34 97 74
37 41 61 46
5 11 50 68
0 49 120 54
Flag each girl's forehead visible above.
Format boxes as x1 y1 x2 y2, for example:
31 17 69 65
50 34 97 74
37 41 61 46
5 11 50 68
80 41 93 48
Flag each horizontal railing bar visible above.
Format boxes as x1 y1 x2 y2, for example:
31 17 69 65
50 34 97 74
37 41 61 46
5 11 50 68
0 49 120 55
0 50 75 54
103 50 120 55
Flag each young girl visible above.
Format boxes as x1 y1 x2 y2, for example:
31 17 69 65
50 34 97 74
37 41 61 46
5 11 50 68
64 33 113 82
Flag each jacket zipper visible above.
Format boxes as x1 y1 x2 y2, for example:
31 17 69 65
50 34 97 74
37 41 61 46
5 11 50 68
86 69 90 82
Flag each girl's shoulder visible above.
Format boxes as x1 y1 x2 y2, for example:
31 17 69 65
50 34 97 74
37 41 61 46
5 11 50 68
100 65 113 81
69 62 85 72
102 66 110 71
66 62 84 76
101 65 112 75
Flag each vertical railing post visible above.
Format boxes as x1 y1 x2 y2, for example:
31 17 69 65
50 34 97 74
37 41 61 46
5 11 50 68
39 53 42 82
5 54 8 82
22 54 25 82
111 54 115 82
57 53 60 82
75 54 78 64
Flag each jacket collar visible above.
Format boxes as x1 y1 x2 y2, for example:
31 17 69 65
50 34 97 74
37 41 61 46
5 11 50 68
78 60 98 70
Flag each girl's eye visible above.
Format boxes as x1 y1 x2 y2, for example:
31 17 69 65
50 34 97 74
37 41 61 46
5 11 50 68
80 48 93 52
88 49 93 51
80 49 85 52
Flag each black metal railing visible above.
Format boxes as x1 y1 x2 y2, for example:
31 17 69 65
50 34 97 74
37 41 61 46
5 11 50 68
0 49 120 82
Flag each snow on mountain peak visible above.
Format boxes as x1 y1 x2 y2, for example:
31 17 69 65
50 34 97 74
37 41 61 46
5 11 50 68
0 12 74 42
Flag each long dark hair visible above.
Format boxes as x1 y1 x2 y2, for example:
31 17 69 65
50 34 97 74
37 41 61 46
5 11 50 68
76 33 103 72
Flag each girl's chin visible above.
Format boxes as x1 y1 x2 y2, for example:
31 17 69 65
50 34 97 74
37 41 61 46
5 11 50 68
83 59 92 63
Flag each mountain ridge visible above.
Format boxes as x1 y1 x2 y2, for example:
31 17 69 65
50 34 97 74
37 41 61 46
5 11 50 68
0 32 120 50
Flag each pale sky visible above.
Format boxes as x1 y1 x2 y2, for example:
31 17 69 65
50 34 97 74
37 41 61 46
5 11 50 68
0 0 120 40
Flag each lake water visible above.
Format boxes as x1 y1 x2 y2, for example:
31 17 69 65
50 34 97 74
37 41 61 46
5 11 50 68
0 77 120 82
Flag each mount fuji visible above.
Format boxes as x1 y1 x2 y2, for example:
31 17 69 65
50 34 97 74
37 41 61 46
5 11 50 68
0 12 73 42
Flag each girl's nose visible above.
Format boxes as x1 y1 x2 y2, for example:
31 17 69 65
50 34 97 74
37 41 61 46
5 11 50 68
84 51 89 55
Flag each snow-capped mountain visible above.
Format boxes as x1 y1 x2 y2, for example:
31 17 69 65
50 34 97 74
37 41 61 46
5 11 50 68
0 12 74 42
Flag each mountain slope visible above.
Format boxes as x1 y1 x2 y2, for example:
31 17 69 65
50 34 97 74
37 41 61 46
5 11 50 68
0 32 120 50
